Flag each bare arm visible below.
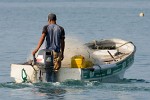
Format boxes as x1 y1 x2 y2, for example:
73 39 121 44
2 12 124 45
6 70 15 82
61 38 65 54
60 28 65 60
32 33 46 55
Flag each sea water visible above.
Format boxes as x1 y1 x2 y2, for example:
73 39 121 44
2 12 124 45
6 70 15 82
0 0 150 100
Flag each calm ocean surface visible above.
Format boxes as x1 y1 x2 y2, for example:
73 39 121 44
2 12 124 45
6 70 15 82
0 0 150 100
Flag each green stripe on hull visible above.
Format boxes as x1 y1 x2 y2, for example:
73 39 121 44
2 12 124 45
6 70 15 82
81 53 135 80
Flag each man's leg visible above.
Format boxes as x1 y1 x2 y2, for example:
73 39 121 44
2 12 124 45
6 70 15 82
53 51 62 71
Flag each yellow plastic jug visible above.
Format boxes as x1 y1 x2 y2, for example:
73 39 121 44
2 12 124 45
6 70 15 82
71 55 93 68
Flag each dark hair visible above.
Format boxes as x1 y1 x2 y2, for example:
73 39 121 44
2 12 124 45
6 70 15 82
48 13 57 21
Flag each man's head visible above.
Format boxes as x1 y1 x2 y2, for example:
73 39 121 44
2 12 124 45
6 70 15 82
48 13 57 21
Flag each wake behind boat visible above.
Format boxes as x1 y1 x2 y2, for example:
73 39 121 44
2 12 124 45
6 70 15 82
11 38 136 83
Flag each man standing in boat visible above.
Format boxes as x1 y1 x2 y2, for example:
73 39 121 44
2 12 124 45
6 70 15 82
32 13 65 71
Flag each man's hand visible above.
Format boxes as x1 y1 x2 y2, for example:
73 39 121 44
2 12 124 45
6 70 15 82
61 54 64 61
32 49 38 55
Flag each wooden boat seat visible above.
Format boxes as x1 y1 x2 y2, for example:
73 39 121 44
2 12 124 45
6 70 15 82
100 53 130 63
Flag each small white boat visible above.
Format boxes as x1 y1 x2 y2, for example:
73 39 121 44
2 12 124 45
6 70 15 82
10 38 136 83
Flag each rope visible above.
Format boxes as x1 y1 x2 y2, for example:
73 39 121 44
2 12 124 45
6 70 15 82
93 64 102 82
97 64 102 82
116 41 132 49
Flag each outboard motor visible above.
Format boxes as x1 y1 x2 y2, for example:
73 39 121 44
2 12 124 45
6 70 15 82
36 49 55 82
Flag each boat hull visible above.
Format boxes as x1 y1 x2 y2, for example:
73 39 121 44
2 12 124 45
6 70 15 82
81 53 134 82
10 53 134 83
10 38 136 83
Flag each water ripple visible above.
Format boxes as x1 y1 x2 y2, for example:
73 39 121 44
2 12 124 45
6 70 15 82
0 78 149 89
0 82 32 89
